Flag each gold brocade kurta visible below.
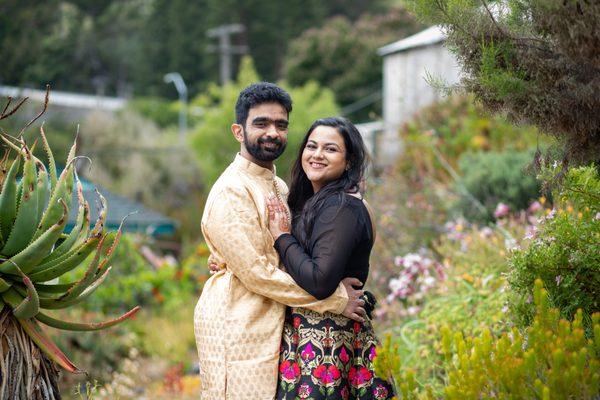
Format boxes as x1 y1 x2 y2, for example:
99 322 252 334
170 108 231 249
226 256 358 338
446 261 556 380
194 154 348 400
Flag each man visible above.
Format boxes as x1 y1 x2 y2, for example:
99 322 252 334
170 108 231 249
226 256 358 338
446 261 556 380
194 82 366 399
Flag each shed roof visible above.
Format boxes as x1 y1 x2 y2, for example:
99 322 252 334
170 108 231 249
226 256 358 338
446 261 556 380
66 176 177 236
377 25 446 57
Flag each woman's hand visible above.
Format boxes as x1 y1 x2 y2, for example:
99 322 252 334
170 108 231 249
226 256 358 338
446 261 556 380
266 194 291 240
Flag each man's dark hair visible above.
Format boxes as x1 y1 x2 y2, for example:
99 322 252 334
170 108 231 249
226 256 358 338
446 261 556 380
235 82 292 126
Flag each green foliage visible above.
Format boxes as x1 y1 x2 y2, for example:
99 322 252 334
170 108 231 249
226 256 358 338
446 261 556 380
189 56 339 187
375 280 600 399
455 150 541 221
79 109 204 238
127 97 180 128
64 234 208 314
373 221 518 394
2 0 392 97
404 0 600 165
508 165 600 336
284 8 422 120
398 96 541 182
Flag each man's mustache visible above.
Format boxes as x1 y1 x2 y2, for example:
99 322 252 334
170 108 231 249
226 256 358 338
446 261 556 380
258 137 282 145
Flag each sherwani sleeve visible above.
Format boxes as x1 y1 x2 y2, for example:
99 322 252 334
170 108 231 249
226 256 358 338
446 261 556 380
202 185 348 314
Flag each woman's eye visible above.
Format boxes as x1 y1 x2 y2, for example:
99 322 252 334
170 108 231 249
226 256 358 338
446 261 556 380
306 144 317 150
326 147 337 152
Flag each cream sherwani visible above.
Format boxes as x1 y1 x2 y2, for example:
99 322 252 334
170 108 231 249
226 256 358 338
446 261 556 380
194 154 348 399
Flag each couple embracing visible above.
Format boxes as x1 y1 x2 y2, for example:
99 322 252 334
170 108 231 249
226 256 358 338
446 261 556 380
194 82 395 399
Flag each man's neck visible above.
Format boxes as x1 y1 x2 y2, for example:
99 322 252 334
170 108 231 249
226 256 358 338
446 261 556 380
239 151 274 171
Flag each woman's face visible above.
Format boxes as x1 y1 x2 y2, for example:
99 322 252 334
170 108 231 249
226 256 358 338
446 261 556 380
301 125 347 193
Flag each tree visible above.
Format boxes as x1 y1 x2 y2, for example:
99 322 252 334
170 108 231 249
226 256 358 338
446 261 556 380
0 95 138 399
284 8 422 121
189 56 339 187
404 0 600 165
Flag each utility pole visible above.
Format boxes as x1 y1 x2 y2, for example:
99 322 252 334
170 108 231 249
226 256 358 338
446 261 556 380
207 24 248 84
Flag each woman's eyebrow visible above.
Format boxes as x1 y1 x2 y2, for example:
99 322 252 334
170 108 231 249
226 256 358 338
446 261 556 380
307 140 342 149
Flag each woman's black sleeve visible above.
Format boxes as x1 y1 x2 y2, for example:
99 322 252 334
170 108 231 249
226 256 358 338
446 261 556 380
273 202 361 300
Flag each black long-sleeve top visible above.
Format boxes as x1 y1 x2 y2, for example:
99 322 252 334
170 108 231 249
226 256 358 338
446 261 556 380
273 194 374 300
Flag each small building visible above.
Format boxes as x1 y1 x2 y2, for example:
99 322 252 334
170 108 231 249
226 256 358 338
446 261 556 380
67 176 177 237
375 26 462 164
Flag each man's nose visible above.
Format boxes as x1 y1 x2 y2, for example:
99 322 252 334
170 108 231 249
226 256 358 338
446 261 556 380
265 124 278 137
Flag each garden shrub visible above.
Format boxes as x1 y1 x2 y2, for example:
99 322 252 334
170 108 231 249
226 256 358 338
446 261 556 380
375 280 600 399
508 165 600 336
454 150 541 221
374 220 523 393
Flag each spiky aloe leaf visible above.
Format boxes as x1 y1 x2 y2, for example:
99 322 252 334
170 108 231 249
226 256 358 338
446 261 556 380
39 267 112 310
17 317 83 374
36 306 140 331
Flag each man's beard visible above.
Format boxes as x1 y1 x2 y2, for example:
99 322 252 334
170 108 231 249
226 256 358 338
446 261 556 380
243 130 287 162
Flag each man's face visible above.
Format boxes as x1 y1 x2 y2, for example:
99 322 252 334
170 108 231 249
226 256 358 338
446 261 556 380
240 102 289 162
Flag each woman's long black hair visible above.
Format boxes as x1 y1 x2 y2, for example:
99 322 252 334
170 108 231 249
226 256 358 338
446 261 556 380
287 117 369 247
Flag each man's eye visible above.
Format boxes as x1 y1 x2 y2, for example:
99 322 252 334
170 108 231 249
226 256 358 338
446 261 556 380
276 123 288 130
254 122 267 128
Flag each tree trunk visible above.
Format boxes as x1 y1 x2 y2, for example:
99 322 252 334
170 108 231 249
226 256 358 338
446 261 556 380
0 307 61 399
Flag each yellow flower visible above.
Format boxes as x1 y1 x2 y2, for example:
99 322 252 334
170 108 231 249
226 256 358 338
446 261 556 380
539 196 546 205
567 205 574 213
462 273 474 283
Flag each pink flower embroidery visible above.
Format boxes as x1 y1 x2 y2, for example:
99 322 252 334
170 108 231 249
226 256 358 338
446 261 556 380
298 384 312 399
374 384 389 399
279 360 300 383
349 366 373 388
313 364 341 386
301 343 316 361
339 346 350 364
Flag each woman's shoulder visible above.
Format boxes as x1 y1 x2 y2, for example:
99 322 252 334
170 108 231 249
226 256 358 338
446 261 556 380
318 192 370 220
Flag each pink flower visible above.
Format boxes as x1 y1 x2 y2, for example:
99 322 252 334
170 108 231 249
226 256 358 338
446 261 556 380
374 385 389 399
298 384 312 399
494 203 510 219
349 366 373 388
313 364 341 386
301 343 315 361
527 201 542 214
339 346 350 364
279 360 300 383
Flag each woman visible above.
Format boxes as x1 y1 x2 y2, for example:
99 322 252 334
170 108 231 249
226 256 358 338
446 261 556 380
267 117 395 400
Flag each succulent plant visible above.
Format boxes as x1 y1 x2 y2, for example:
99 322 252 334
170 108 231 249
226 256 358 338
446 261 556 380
0 91 139 382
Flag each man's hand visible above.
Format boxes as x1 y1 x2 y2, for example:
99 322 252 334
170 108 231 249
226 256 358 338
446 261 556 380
266 194 291 240
341 277 366 323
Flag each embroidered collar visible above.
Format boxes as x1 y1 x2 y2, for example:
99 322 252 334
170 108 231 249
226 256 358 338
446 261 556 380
233 153 277 180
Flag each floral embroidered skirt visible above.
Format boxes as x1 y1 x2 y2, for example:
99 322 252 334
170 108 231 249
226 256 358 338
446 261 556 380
276 307 395 400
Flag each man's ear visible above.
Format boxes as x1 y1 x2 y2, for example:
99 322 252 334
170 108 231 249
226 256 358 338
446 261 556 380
231 123 244 144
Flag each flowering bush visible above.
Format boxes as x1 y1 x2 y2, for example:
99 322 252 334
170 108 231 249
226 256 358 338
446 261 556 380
508 165 600 335
384 250 446 316
375 280 600 399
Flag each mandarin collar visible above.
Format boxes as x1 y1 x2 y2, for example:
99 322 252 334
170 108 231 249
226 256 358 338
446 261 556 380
233 153 277 180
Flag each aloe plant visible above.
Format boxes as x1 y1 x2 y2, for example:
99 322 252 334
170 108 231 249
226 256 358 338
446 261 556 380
0 91 139 399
